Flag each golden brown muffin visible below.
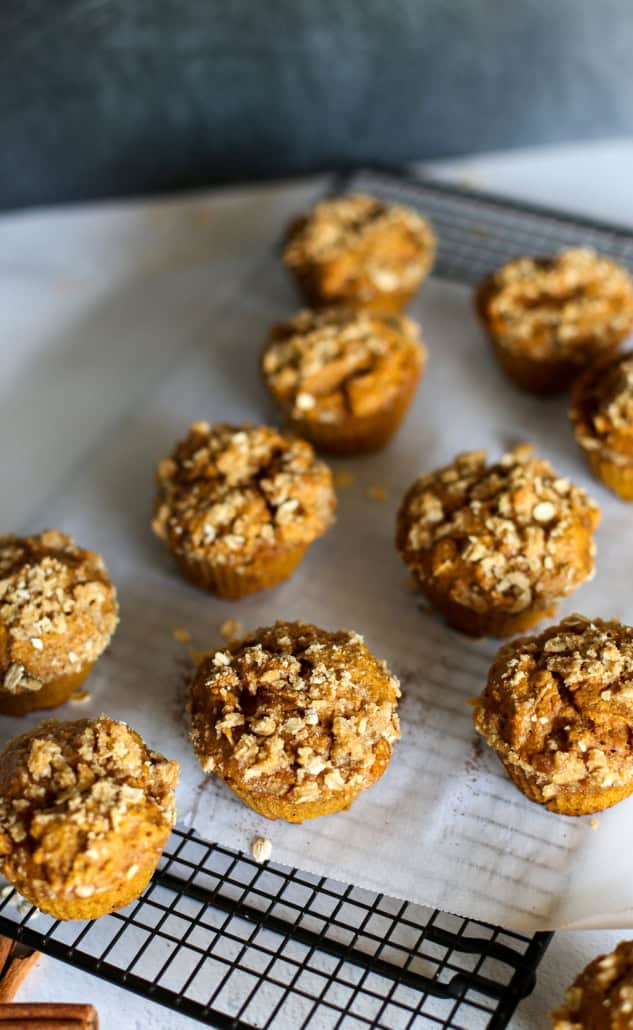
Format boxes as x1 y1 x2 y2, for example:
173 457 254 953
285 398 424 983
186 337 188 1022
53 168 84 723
261 307 427 454
472 615 633 816
551 940 633 1028
283 194 436 311
476 249 633 394
152 422 336 599
396 445 600 638
189 620 400 822
0 532 119 717
0 715 179 920
571 351 633 499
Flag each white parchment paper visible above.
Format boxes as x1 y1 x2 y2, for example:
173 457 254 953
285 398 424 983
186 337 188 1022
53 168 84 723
3 181 633 932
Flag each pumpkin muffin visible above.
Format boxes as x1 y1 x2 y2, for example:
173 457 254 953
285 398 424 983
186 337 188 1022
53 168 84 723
571 351 633 499
283 194 436 311
189 620 400 822
551 940 633 1028
396 445 600 637
152 422 336 599
0 716 179 920
0 531 118 717
261 307 426 454
473 615 633 816
476 249 633 394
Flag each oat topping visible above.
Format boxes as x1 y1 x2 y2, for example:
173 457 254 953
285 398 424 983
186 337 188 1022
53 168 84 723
0 717 178 895
572 352 633 461
397 445 600 616
0 532 118 695
262 308 425 424
152 423 336 568
479 249 633 360
283 194 436 291
474 616 633 799
190 621 400 805
551 939 633 1028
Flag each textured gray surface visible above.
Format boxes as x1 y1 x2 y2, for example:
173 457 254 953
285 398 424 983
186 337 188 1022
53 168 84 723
2 0 633 209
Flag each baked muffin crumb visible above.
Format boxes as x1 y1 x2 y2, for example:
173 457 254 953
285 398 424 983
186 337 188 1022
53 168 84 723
0 532 118 711
551 939 633 1027
473 615 633 814
190 621 400 821
396 445 600 636
283 194 436 310
152 423 336 596
0 716 178 918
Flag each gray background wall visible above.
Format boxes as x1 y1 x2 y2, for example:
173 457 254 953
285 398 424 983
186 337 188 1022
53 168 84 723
2 0 632 210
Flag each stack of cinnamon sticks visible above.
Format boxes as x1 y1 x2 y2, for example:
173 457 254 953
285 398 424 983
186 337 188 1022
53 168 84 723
0 935 98 1029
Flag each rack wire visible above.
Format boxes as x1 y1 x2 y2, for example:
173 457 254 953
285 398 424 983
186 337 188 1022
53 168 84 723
0 824 550 1030
6 166 633 1027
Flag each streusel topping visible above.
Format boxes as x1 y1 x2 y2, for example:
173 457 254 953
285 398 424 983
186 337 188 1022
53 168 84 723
190 621 400 805
552 939 633 1029
152 423 336 568
572 352 633 460
480 249 633 359
397 445 600 615
474 616 633 800
0 717 179 893
262 307 426 423
0 532 118 695
284 194 436 290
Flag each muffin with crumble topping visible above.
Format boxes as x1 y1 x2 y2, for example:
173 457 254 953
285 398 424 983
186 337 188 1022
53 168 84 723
571 351 633 499
551 940 633 1027
473 615 633 816
189 620 400 822
0 531 118 716
0 715 179 919
261 307 427 454
396 445 600 637
152 422 336 599
476 249 633 394
283 194 436 311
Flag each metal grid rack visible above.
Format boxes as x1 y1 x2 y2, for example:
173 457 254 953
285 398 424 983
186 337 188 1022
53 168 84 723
0 825 551 1030
5 167 633 1027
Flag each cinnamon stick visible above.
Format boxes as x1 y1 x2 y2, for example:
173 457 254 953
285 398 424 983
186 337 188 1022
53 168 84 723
0 951 42 1004
0 1002 97 1027
0 940 14 978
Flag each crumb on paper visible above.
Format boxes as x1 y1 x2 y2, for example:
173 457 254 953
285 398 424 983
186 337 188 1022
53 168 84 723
334 470 355 489
251 836 272 864
458 175 481 191
0 885 14 899
220 618 243 643
173 627 192 643
590 817 600 830
367 484 388 502
470 224 491 239
69 690 91 705
405 575 418 594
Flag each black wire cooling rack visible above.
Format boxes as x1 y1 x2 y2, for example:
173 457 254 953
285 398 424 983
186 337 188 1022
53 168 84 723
0 824 550 1030
4 167 633 1028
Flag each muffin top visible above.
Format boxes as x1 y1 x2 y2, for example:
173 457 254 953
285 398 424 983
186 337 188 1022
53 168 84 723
551 940 633 1029
0 716 178 897
478 248 633 360
152 423 336 568
190 620 400 806
262 307 426 424
397 445 600 616
473 615 633 800
572 352 633 461
0 531 118 696
283 193 435 289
